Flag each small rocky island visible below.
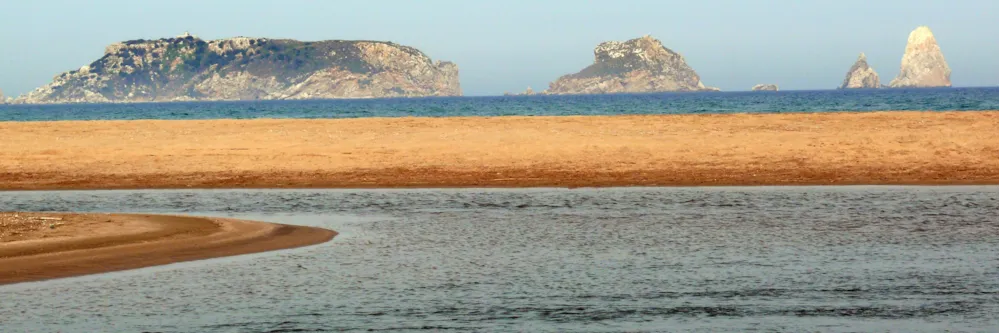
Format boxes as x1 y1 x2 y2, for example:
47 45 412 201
12 33 461 104
839 53 881 89
545 35 718 94
750 84 778 91
888 26 951 88
504 87 537 96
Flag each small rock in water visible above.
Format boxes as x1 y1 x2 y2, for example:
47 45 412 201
751 84 779 91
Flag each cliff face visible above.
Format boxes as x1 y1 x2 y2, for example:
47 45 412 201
13 33 461 104
546 35 717 94
751 84 778 91
839 53 881 89
888 26 950 88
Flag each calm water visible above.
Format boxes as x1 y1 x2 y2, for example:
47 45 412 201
1 88 996 121
0 186 997 332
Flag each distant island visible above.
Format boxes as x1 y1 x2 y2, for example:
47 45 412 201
839 53 881 89
751 84 779 91
528 28 953 94
888 26 951 88
543 35 719 95
3 26 962 103
839 26 951 89
11 33 461 104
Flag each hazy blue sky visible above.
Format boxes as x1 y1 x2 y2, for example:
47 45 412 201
1 0 996 96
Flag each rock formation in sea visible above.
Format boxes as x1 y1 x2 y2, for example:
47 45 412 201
504 87 543 96
888 26 951 88
839 53 881 89
750 84 778 91
13 33 461 104
545 35 718 94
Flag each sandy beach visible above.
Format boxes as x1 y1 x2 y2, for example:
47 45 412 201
0 212 336 285
0 111 996 189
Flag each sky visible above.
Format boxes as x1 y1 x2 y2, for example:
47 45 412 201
0 0 997 97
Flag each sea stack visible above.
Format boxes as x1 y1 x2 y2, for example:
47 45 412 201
751 84 778 91
888 26 951 88
545 35 718 94
839 53 881 89
12 33 461 104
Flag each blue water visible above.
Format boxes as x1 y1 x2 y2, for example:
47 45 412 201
1 87 995 121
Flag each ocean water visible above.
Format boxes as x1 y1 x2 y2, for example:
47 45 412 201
1 186 996 332
0 87 996 121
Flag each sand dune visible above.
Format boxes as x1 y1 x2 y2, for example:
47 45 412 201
0 111 996 189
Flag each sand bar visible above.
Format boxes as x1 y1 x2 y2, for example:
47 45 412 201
0 111 996 189
0 212 336 285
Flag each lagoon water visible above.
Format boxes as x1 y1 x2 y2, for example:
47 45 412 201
1 87 996 122
0 186 997 332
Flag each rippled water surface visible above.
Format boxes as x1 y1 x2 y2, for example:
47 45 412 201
1 186 997 332
1 87 996 121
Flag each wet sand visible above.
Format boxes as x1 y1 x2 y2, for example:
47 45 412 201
0 111 996 189
0 212 336 285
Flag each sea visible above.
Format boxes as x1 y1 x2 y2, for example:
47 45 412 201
1 90 997 332
0 87 996 121
0 187 996 332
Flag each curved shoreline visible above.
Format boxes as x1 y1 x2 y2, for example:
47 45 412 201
0 213 336 285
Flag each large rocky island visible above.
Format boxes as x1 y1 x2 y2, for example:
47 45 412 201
839 53 881 89
545 35 718 94
888 26 950 88
12 33 461 104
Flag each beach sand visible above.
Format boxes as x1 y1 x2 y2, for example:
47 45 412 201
0 212 336 285
0 111 996 189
